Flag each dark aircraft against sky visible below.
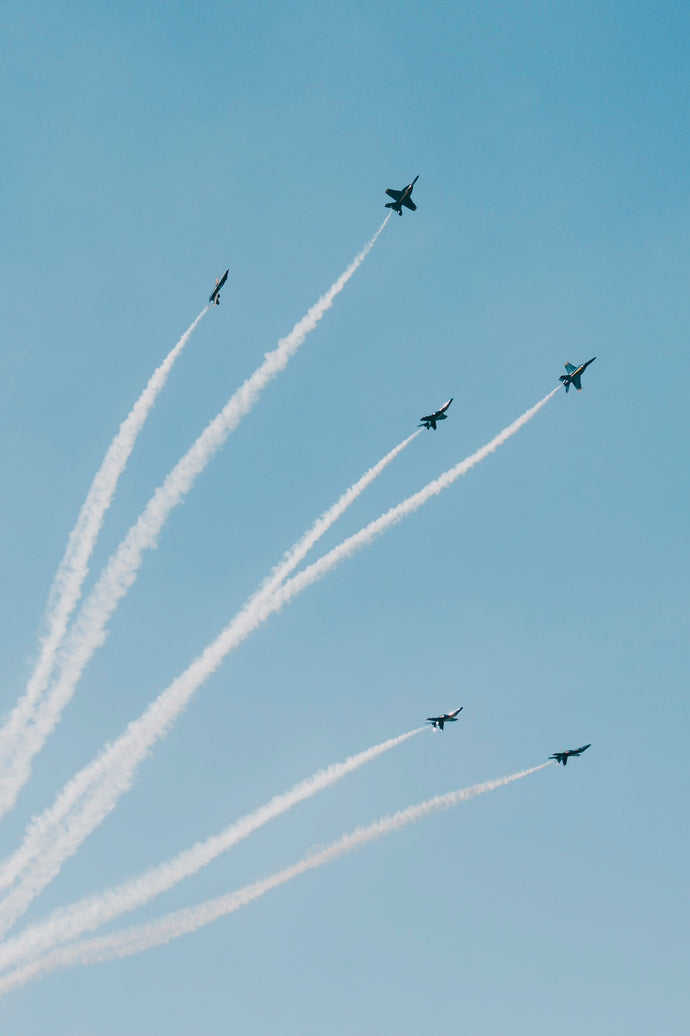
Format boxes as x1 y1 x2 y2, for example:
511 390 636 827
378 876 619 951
202 186 588 785
419 397 453 431
559 357 596 393
549 744 591 766
385 174 419 215
208 269 229 306
426 707 463 731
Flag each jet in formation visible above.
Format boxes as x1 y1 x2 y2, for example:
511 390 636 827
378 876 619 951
419 398 453 431
559 357 596 393
549 744 591 766
385 175 419 216
209 269 229 306
426 706 463 731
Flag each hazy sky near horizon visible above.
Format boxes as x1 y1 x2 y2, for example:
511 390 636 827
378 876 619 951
0 2 688 1033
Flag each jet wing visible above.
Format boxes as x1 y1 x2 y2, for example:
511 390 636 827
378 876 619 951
571 374 582 390
402 197 417 211
209 269 229 302
564 362 577 374
386 188 403 201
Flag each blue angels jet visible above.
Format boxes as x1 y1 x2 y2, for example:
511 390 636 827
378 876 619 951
549 744 591 766
209 269 229 306
559 357 596 393
426 706 463 731
419 397 453 430
385 175 419 216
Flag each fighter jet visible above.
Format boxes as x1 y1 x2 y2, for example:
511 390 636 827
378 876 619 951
209 269 229 306
549 744 591 766
426 707 463 731
559 357 596 393
385 175 419 216
419 398 453 431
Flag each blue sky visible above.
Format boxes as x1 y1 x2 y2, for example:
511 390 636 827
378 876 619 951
0 0 688 1032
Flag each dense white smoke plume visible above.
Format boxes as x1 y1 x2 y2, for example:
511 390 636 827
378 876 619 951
0 309 207 816
0 388 553 939
0 727 424 971
0 220 389 827
0 763 550 994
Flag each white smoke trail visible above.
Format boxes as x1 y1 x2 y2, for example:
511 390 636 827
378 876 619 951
0 390 554 936
0 763 551 994
256 428 420 599
0 423 417 932
0 220 389 834
271 388 560 601
0 727 424 972
0 309 207 814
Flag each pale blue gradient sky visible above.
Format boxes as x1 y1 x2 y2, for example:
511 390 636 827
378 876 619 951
0 1 688 1033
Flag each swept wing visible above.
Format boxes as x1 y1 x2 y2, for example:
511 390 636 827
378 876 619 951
209 269 229 305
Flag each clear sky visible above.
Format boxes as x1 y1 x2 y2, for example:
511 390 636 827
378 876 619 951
0 0 688 1032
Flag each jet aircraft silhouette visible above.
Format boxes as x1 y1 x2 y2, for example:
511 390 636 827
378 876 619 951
419 398 453 431
550 744 591 766
209 269 229 306
385 175 419 215
426 707 463 731
559 357 596 393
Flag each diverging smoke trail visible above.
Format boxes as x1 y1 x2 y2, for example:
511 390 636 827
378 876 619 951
0 763 551 994
272 387 560 599
0 309 208 816
0 422 414 933
0 390 552 935
0 727 424 972
0 219 389 847
256 427 420 599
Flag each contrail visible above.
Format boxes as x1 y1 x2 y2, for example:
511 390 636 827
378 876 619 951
0 763 551 994
0 390 554 936
0 727 424 972
0 220 389 830
256 428 420 599
0 423 416 933
0 309 207 815
270 388 560 601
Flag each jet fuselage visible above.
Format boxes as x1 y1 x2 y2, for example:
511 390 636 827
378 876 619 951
559 357 596 392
